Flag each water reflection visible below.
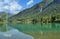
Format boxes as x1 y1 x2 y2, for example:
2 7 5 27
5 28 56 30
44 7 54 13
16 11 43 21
51 22 56 28
9 23 60 32
0 29 34 39
0 23 60 39
0 24 34 39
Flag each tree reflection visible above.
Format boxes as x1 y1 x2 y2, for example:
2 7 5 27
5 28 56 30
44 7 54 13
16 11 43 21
51 22 56 29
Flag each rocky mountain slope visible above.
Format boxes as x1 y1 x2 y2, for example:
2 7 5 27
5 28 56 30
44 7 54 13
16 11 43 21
9 0 60 23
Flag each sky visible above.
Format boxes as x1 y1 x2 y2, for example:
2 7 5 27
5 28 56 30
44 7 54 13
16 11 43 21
0 0 42 15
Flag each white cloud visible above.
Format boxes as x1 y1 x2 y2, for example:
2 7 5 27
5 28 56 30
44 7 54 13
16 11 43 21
4 0 11 3
0 2 4 7
3 5 9 10
9 1 23 14
27 0 34 5
0 0 23 14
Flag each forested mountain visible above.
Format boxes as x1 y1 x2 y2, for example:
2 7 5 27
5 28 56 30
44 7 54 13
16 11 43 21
9 0 60 24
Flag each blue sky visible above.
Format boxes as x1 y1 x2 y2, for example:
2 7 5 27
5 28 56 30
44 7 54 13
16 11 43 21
19 0 42 8
0 0 42 15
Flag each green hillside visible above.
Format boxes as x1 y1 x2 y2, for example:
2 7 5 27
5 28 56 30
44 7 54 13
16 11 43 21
9 0 60 24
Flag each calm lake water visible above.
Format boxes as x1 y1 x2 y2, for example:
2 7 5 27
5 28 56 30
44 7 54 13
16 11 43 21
9 23 60 32
0 25 34 39
0 29 34 39
0 23 60 39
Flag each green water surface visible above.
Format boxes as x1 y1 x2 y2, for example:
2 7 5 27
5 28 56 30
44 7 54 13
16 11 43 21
8 23 60 32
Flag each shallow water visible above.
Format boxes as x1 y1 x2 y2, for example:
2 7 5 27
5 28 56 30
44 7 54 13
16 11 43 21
0 29 34 39
0 23 60 39
9 23 60 32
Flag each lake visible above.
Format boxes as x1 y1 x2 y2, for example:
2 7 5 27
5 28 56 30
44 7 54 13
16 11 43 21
0 29 34 39
0 25 34 39
9 23 60 32
9 23 60 39
0 23 60 39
